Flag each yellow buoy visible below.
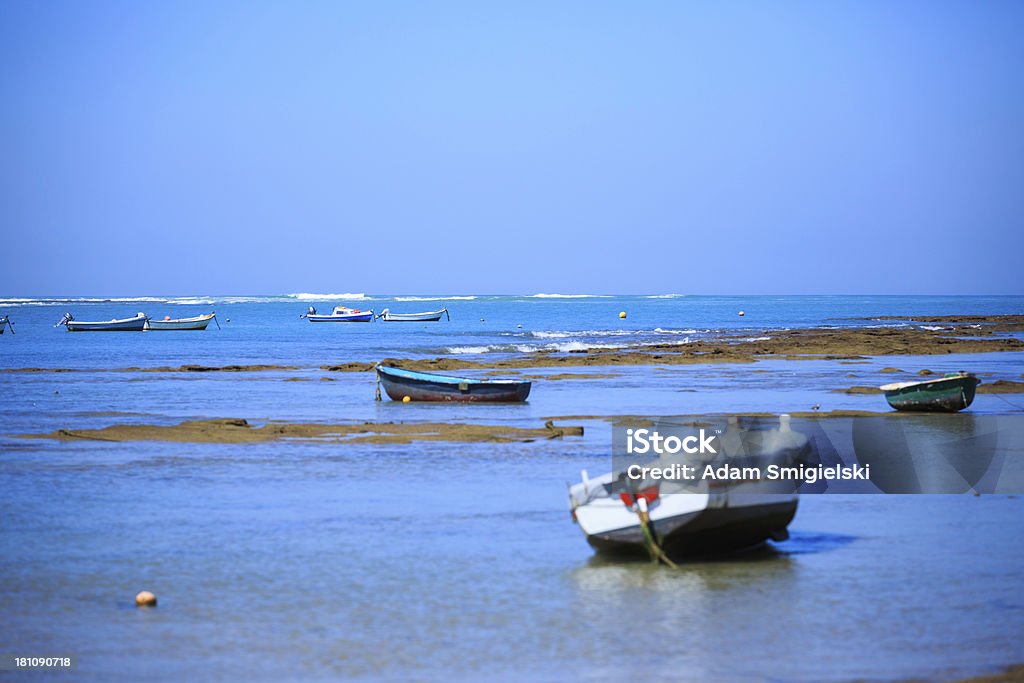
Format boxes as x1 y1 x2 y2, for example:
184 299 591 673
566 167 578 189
135 591 157 607
619 311 627 319
402 396 411 403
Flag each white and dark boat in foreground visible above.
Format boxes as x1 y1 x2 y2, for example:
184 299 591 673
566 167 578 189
569 474 798 561
378 307 449 322
301 306 374 323
57 312 149 332
146 312 220 331
569 415 809 563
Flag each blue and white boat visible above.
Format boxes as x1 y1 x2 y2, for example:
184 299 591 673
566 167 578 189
56 312 149 332
301 306 374 323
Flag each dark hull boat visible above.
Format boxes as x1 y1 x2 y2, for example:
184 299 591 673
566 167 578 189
881 372 980 412
376 365 531 403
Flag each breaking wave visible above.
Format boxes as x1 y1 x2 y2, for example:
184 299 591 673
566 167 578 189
646 294 686 299
287 293 368 301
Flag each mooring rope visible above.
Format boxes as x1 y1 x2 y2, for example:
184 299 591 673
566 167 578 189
635 497 679 569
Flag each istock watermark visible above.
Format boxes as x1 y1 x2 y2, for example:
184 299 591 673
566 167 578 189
610 413 1024 495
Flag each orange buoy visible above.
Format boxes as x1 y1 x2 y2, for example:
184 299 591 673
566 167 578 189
135 591 157 607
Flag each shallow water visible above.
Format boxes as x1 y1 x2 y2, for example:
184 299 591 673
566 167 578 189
1 295 1023 682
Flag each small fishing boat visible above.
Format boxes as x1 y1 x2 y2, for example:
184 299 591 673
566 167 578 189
301 306 374 323
146 312 220 331
880 372 980 412
569 415 806 562
378 307 449 322
0 315 12 334
375 365 531 402
56 312 148 332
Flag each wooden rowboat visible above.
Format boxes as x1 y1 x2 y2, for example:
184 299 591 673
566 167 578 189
880 372 980 412
376 365 531 403
378 307 449 322
301 306 374 323
0 315 12 334
146 313 220 331
57 312 148 332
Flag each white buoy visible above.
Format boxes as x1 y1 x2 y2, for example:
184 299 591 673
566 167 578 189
738 311 745 317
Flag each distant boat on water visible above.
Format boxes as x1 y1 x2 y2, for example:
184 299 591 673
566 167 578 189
378 307 449 322
880 372 980 412
375 365 531 402
301 306 374 323
146 313 220 331
56 312 148 332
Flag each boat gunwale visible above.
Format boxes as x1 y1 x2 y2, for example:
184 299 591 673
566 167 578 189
375 364 528 387
879 374 980 392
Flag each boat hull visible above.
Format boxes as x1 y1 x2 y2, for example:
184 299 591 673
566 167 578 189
381 312 444 322
583 498 798 560
376 365 531 402
66 316 148 332
146 314 215 331
883 376 979 412
380 308 448 322
307 313 374 322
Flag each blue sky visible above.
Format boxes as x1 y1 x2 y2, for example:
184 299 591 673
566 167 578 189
2 1 1022 295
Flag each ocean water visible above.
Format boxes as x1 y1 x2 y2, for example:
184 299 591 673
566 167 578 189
1 295 1023 682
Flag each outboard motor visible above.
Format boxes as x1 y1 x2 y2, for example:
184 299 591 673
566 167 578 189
56 312 73 327
301 306 316 319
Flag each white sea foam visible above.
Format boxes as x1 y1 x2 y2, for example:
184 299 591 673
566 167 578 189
445 339 664 354
394 296 477 302
0 296 171 306
526 329 638 339
167 297 216 305
654 328 702 335
528 293 611 298
287 292 367 301
646 294 686 299
446 346 495 354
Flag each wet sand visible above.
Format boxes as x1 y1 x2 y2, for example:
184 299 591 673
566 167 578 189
21 418 585 444
914 665 1024 683
361 320 1024 372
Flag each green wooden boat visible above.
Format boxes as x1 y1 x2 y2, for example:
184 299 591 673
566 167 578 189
880 372 980 412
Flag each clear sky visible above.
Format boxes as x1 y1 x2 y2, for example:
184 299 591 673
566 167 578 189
1 0 1022 295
